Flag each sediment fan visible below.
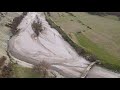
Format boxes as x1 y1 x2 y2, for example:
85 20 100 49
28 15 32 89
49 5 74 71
7 12 120 78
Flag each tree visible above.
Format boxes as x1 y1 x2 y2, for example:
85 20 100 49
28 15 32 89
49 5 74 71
33 61 51 78
32 21 43 37
0 63 13 78
10 12 28 35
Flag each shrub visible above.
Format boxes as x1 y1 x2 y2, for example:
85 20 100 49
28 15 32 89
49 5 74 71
78 31 81 33
33 61 51 78
87 26 92 29
32 21 43 37
0 63 13 78
10 12 27 35
0 56 6 67
85 55 97 62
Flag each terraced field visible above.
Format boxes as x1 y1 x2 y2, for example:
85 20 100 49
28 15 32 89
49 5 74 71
49 12 120 71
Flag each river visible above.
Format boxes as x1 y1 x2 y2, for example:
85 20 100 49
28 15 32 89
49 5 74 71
7 12 120 78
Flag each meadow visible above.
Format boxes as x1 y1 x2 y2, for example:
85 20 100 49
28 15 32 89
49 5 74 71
49 12 120 71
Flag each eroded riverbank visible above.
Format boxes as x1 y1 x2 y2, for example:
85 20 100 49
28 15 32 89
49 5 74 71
7 12 120 78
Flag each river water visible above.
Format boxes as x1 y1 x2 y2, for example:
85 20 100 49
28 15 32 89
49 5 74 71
7 12 120 78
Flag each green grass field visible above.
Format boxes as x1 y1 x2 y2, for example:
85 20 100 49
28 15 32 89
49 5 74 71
75 33 120 71
49 12 120 71
12 64 43 78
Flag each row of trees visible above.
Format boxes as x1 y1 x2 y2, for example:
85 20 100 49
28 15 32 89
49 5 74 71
32 20 43 37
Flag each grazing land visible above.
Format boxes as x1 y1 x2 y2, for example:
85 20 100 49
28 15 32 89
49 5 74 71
49 12 120 71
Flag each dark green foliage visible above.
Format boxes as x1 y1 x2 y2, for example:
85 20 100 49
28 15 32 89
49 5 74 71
11 15 23 35
10 12 27 35
78 31 81 33
0 63 13 78
32 21 43 37
33 61 51 78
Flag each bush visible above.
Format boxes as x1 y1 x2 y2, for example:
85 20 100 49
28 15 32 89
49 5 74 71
0 63 13 78
33 61 51 78
11 15 23 34
10 12 27 35
85 55 97 62
0 56 6 67
32 21 43 37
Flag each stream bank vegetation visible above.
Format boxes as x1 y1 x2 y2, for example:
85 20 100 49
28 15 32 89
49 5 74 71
5 12 28 35
0 56 13 78
33 61 51 78
0 61 50 78
44 13 98 62
5 13 55 78
10 60 52 78
45 12 120 72
32 20 43 37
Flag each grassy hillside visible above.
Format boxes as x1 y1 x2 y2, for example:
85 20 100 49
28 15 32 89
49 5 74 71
49 12 120 72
